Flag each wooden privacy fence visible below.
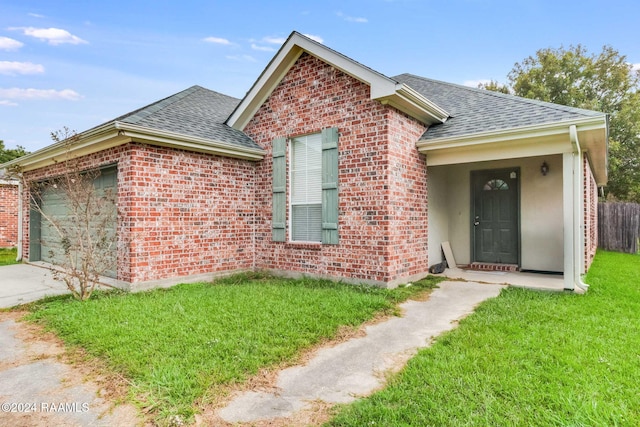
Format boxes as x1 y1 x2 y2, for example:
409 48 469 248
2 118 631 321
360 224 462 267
598 202 640 254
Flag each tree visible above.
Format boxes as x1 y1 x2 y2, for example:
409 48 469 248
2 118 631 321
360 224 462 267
481 45 640 202
9 128 117 300
0 140 29 164
477 79 511 94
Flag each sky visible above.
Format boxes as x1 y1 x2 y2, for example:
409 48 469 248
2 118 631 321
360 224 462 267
1 0 639 152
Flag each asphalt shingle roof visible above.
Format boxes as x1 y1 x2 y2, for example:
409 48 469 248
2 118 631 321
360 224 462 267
94 75 606 152
393 73 606 141
110 85 260 150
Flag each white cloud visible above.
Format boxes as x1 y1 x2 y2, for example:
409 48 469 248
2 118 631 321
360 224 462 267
262 36 286 45
203 36 232 45
302 34 324 44
0 88 82 101
0 100 18 106
248 36 288 51
251 43 275 52
10 27 87 45
225 55 257 62
0 61 45 76
0 36 24 51
28 12 46 18
632 63 640 72
337 11 368 23
463 79 491 88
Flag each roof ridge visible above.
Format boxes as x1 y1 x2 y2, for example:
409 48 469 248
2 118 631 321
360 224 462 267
395 73 605 118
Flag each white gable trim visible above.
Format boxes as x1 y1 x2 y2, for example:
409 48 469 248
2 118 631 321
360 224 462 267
226 32 449 130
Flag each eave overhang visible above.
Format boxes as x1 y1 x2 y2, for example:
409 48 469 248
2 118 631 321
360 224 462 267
0 122 266 173
226 31 449 130
418 115 609 185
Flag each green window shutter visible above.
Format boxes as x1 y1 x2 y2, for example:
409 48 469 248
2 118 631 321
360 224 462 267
272 137 287 242
321 127 339 244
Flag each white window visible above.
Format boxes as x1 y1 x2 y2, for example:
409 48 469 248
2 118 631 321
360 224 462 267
290 133 322 242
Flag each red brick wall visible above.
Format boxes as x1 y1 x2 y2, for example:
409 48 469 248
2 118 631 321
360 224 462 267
22 143 256 284
0 182 19 247
244 52 429 286
583 155 598 271
118 144 255 283
386 112 430 280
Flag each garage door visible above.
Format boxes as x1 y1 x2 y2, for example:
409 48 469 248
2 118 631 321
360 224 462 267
32 166 117 278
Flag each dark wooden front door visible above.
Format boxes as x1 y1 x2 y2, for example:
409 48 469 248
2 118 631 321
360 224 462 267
472 169 519 264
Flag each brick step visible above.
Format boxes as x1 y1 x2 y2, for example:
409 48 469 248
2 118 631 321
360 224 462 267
463 263 519 272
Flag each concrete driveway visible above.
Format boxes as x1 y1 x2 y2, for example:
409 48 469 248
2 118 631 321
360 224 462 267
0 264 70 308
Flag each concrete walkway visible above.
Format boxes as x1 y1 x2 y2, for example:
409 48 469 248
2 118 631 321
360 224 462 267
217 280 505 423
0 264 70 308
0 313 139 427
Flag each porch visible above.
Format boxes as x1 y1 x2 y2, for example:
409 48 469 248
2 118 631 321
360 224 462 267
441 268 571 293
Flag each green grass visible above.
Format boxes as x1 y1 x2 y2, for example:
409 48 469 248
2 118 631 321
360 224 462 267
25 273 441 422
0 247 18 266
327 250 640 427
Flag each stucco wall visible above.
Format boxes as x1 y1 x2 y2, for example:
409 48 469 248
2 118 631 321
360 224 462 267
428 155 564 272
0 181 19 248
426 166 449 266
244 52 429 286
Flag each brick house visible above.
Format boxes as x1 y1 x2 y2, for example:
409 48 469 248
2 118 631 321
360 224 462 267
0 175 19 248
1 32 608 291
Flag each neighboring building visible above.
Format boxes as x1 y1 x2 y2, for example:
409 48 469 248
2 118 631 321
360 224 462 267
1 32 608 291
0 174 19 248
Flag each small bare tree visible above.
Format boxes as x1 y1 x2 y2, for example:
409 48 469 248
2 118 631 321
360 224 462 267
12 128 117 300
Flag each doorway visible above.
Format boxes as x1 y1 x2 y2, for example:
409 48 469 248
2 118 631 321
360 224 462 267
471 168 519 265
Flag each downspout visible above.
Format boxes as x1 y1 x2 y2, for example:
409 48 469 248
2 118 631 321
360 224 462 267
569 125 588 291
16 178 23 262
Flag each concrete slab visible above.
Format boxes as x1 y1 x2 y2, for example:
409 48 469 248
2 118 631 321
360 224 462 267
0 264 70 308
0 314 140 426
217 280 506 423
442 268 568 292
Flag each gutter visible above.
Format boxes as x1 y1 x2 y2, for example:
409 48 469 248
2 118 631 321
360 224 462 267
394 83 449 123
114 122 266 161
417 115 607 151
569 124 589 292
0 121 266 173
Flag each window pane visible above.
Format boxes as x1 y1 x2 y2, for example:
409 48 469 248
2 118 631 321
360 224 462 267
291 134 322 242
483 179 509 191
291 134 322 204
292 204 322 242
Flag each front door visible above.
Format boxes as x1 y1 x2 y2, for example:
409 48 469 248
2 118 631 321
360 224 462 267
472 168 519 264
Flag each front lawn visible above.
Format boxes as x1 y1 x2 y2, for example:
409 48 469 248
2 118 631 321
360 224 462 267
0 247 18 266
327 250 640 426
25 273 440 422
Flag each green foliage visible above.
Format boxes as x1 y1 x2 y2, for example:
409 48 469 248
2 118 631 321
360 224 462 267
327 251 640 426
0 247 18 266
25 274 441 423
0 140 28 164
483 45 640 202
477 79 511 94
